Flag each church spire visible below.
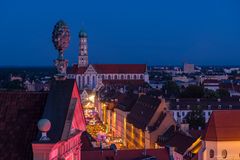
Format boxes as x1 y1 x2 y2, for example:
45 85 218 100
78 28 88 67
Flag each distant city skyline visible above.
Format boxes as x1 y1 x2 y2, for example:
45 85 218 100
0 0 240 66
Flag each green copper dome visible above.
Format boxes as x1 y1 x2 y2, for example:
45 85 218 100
79 30 87 38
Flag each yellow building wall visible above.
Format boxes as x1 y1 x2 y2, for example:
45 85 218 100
203 141 240 160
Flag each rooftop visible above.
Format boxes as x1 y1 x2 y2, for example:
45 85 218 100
203 110 240 141
0 91 48 160
127 95 161 130
69 64 147 74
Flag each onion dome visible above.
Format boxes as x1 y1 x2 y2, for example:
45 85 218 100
79 29 87 38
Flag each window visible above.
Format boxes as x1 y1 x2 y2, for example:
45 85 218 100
108 75 111 80
121 75 124 80
222 150 227 159
114 75 117 80
209 149 214 158
182 112 185 116
177 112 180 117
133 75 137 80
102 75 104 80
87 76 90 85
127 75 130 80
140 75 143 79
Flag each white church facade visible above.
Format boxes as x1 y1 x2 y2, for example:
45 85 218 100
67 30 149 90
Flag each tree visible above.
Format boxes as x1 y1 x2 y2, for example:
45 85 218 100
52 20 70 59
216 89 230 98
2 80 24 90
186 106 205 130
204 89 218 98
162 81 180 97
181 85 204 98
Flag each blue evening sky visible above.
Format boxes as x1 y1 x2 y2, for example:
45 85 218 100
0 0 240 66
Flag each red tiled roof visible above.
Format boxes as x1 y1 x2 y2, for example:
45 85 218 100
165 132 196 154
81 148 169 160
92 64 146 74
127 95 161 130
203 110 240 141
69 64 147 74
102 80 145 85
68 65 87 74
0 91 48 160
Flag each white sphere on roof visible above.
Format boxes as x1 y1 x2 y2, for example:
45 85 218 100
38 119 51 132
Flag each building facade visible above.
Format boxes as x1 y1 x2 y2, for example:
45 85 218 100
126 96 176 149
166 98 240 123
183 63 195 74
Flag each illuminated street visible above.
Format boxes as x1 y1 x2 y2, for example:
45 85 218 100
82 94 124 149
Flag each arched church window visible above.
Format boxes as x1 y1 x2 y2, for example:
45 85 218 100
108 75 111 80
87 76 90 85
114 75 117 80
127 75 130 80
121 75 124 80
133 75 137 80
209 149 214 158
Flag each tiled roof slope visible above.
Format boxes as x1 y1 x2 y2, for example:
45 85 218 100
203 110 240 141
92 64 146 74
68 65 87 74
102 80 145 85
0 91 48 160
36 79 75 143
127 95 161 130
69 64 147 74
117 93 139 111
166 132 196 154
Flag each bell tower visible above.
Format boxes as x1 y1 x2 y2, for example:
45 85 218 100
78 30 88 67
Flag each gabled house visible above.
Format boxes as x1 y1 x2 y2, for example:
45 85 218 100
199 110 240 160
126 96 176 149
0 79 86 160
32 80 86 160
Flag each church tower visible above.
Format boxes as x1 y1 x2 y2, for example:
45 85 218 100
78 30 88 67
